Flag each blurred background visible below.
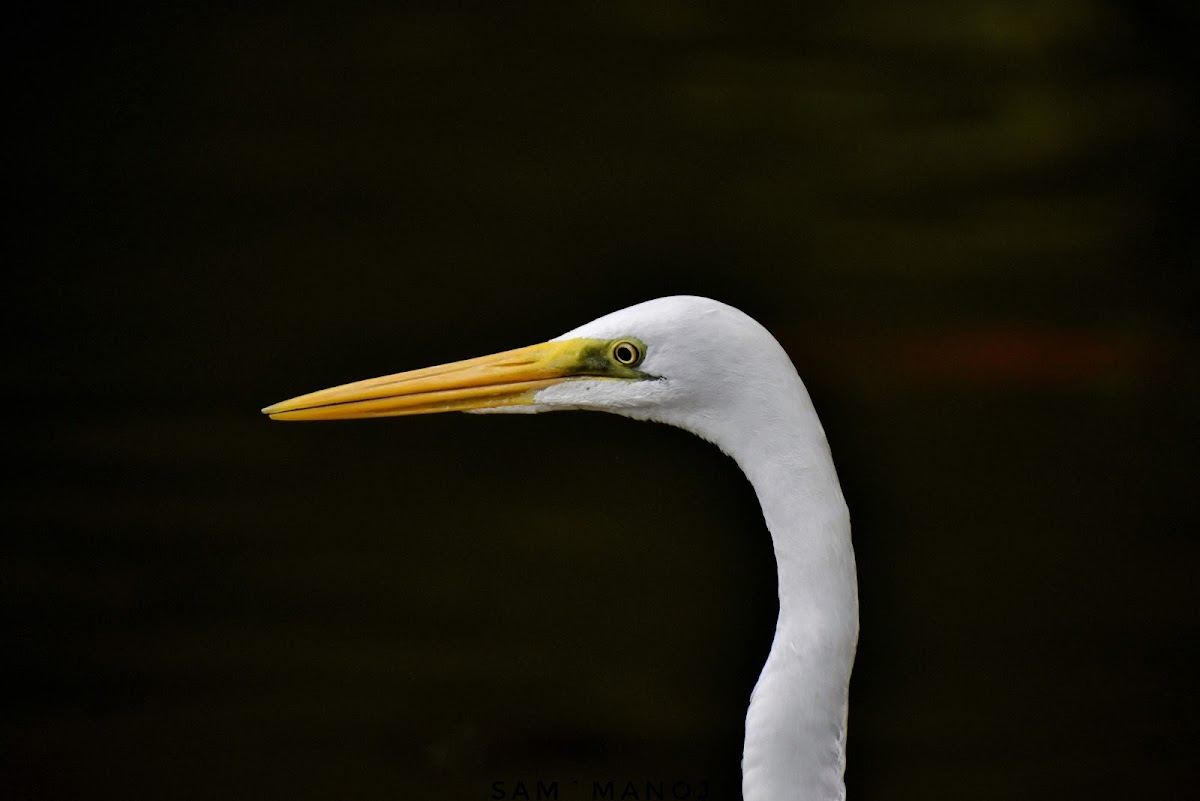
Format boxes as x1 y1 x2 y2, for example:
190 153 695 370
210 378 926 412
6 2 1197 799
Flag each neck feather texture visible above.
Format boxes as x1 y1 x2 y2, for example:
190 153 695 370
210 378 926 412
705 373 858 801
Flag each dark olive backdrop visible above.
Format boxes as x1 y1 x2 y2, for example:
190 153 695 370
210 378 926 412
6 3 1197 800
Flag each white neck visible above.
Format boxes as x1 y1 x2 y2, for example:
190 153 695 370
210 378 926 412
701 375 859 801
539 296 860 798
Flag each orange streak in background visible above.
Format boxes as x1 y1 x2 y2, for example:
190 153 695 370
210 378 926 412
788 326 1167 388
896 328 1147 383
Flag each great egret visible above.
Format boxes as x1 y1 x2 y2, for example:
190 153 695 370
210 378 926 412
263 296 858 801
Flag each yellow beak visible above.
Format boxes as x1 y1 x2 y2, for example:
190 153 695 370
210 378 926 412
262 338 636 421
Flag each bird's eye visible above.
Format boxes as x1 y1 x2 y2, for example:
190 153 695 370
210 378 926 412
611 340 643 367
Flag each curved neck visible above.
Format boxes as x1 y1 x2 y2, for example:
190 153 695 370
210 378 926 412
714 379 859 801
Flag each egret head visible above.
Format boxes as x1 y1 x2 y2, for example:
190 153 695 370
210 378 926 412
262 295 852 801
262 296 799 446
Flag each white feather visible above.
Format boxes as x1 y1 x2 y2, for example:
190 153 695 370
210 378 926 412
484 296 858 801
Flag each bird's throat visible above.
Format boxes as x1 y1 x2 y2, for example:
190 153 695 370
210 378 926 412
723 401 858 801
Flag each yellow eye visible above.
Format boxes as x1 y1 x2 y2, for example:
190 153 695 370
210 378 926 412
611 340 643 367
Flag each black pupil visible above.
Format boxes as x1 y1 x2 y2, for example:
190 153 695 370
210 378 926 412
616 344 635 364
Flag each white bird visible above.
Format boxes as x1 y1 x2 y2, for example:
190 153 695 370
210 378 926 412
263 296 859 801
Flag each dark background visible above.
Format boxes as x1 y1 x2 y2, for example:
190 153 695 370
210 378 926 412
6 2 1197 799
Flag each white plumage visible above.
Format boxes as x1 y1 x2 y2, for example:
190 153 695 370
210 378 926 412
265 296 859 801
